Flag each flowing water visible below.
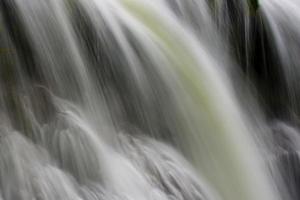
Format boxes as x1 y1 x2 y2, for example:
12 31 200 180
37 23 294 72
0 0 299 200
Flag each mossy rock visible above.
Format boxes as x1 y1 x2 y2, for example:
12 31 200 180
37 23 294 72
248 0 259 13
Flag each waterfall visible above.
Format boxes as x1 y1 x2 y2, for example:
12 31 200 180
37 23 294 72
0 0 299 200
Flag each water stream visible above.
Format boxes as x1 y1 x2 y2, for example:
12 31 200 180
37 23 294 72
0 0 299 200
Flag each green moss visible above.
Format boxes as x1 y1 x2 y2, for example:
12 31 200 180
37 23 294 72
248 0 259 13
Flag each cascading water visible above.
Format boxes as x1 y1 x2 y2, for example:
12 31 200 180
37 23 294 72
0 0 299 200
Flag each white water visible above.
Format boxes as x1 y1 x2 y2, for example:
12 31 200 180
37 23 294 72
261 0 300 111
0 0 299 200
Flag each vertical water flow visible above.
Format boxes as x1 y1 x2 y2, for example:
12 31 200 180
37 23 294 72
0 1 113 199
0 0 288 200
260 0 300 113
259 1 300 199
11 0 113 131
94 0 278 200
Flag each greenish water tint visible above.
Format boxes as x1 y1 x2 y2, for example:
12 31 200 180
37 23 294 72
121 1 278 200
